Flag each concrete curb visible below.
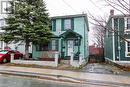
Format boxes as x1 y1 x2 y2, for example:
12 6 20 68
0 70 81 83
0 70 130 87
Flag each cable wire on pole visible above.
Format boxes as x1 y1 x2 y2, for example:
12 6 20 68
62 0 78 13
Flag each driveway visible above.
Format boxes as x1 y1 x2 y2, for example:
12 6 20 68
81 63 130 76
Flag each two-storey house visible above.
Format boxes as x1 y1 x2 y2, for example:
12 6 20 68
32 14 89 66
105 10 130 63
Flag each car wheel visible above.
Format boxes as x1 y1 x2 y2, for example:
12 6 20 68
3 58 7 63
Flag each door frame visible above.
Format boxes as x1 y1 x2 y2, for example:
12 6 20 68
66 39 74 57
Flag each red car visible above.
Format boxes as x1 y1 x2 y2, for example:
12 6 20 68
0 50 23 63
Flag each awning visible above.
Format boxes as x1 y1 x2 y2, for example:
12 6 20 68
51 34 60 38
59 30 82 39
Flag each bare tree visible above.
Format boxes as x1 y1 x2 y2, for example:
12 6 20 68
103 0 130 15
92 21 105 48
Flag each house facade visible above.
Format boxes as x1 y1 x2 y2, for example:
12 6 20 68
105 12 130 63
0 0 32 54
32 14 89 66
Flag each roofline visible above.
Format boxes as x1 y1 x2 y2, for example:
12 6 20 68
51 14 89 31
51 14 87 19
107 14 130 23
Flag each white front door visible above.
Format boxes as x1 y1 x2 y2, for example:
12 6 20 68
67 40 74 57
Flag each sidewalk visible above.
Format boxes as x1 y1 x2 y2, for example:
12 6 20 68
0 65 130 86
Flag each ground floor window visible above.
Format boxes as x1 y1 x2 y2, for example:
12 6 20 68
51 40 58 51
126 40 130 57
36 39 58 51
36 43 49 51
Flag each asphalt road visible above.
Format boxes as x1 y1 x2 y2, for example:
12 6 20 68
0 75 78 87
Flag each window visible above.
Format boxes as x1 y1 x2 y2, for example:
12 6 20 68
36 40 58 51
52 40 56 50
126 40 130 57
0 19 6 28
36 43 49 51
127 42 130 52
74 39 80 46
64 19 71 30
1 1 11 14
127 18 130 29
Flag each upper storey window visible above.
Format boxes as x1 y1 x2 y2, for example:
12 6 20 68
64 19 71 30
62 18 74 31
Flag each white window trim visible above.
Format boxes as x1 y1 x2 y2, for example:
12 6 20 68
125 17 130 31
1 1 11 14
0 19 6 28
125 39 130 57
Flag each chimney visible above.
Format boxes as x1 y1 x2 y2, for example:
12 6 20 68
110 9 114 16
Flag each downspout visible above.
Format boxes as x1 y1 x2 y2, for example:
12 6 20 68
84 17 86 59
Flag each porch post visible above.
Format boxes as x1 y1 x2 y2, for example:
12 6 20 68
78 37 81 60
79 54 83 65
54 51 59 67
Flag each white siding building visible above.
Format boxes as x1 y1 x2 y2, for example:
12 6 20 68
0 0 32 54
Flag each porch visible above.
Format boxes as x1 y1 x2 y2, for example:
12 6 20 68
31 30 85 67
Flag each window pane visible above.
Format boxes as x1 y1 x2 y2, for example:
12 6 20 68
7 2 11 13
64 19 71 30
1 2 7 13
0 20 5 27
127 42 130 52
128 47 130 52
127 24 130 29
52 40 56 50
127 18 130 23
128 42 130 46
127 18 130 29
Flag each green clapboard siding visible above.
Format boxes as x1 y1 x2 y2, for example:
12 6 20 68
119 18 126 60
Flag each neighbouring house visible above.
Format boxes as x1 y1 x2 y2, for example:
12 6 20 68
32 14 89 66
0 0 32 54
104 10 130 63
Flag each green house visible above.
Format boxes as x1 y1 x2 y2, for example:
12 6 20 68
105 13 130 63
32 14 89 66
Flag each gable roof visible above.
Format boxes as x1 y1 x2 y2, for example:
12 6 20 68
51 14 87 19
59 30 82 38
107 14 130 23
51 14 89 31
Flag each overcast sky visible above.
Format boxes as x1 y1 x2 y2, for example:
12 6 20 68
44 0 119 45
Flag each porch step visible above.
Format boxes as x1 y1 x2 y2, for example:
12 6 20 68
60 60 70 65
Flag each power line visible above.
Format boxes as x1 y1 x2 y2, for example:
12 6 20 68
89 0 103 11
62 0 78 13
